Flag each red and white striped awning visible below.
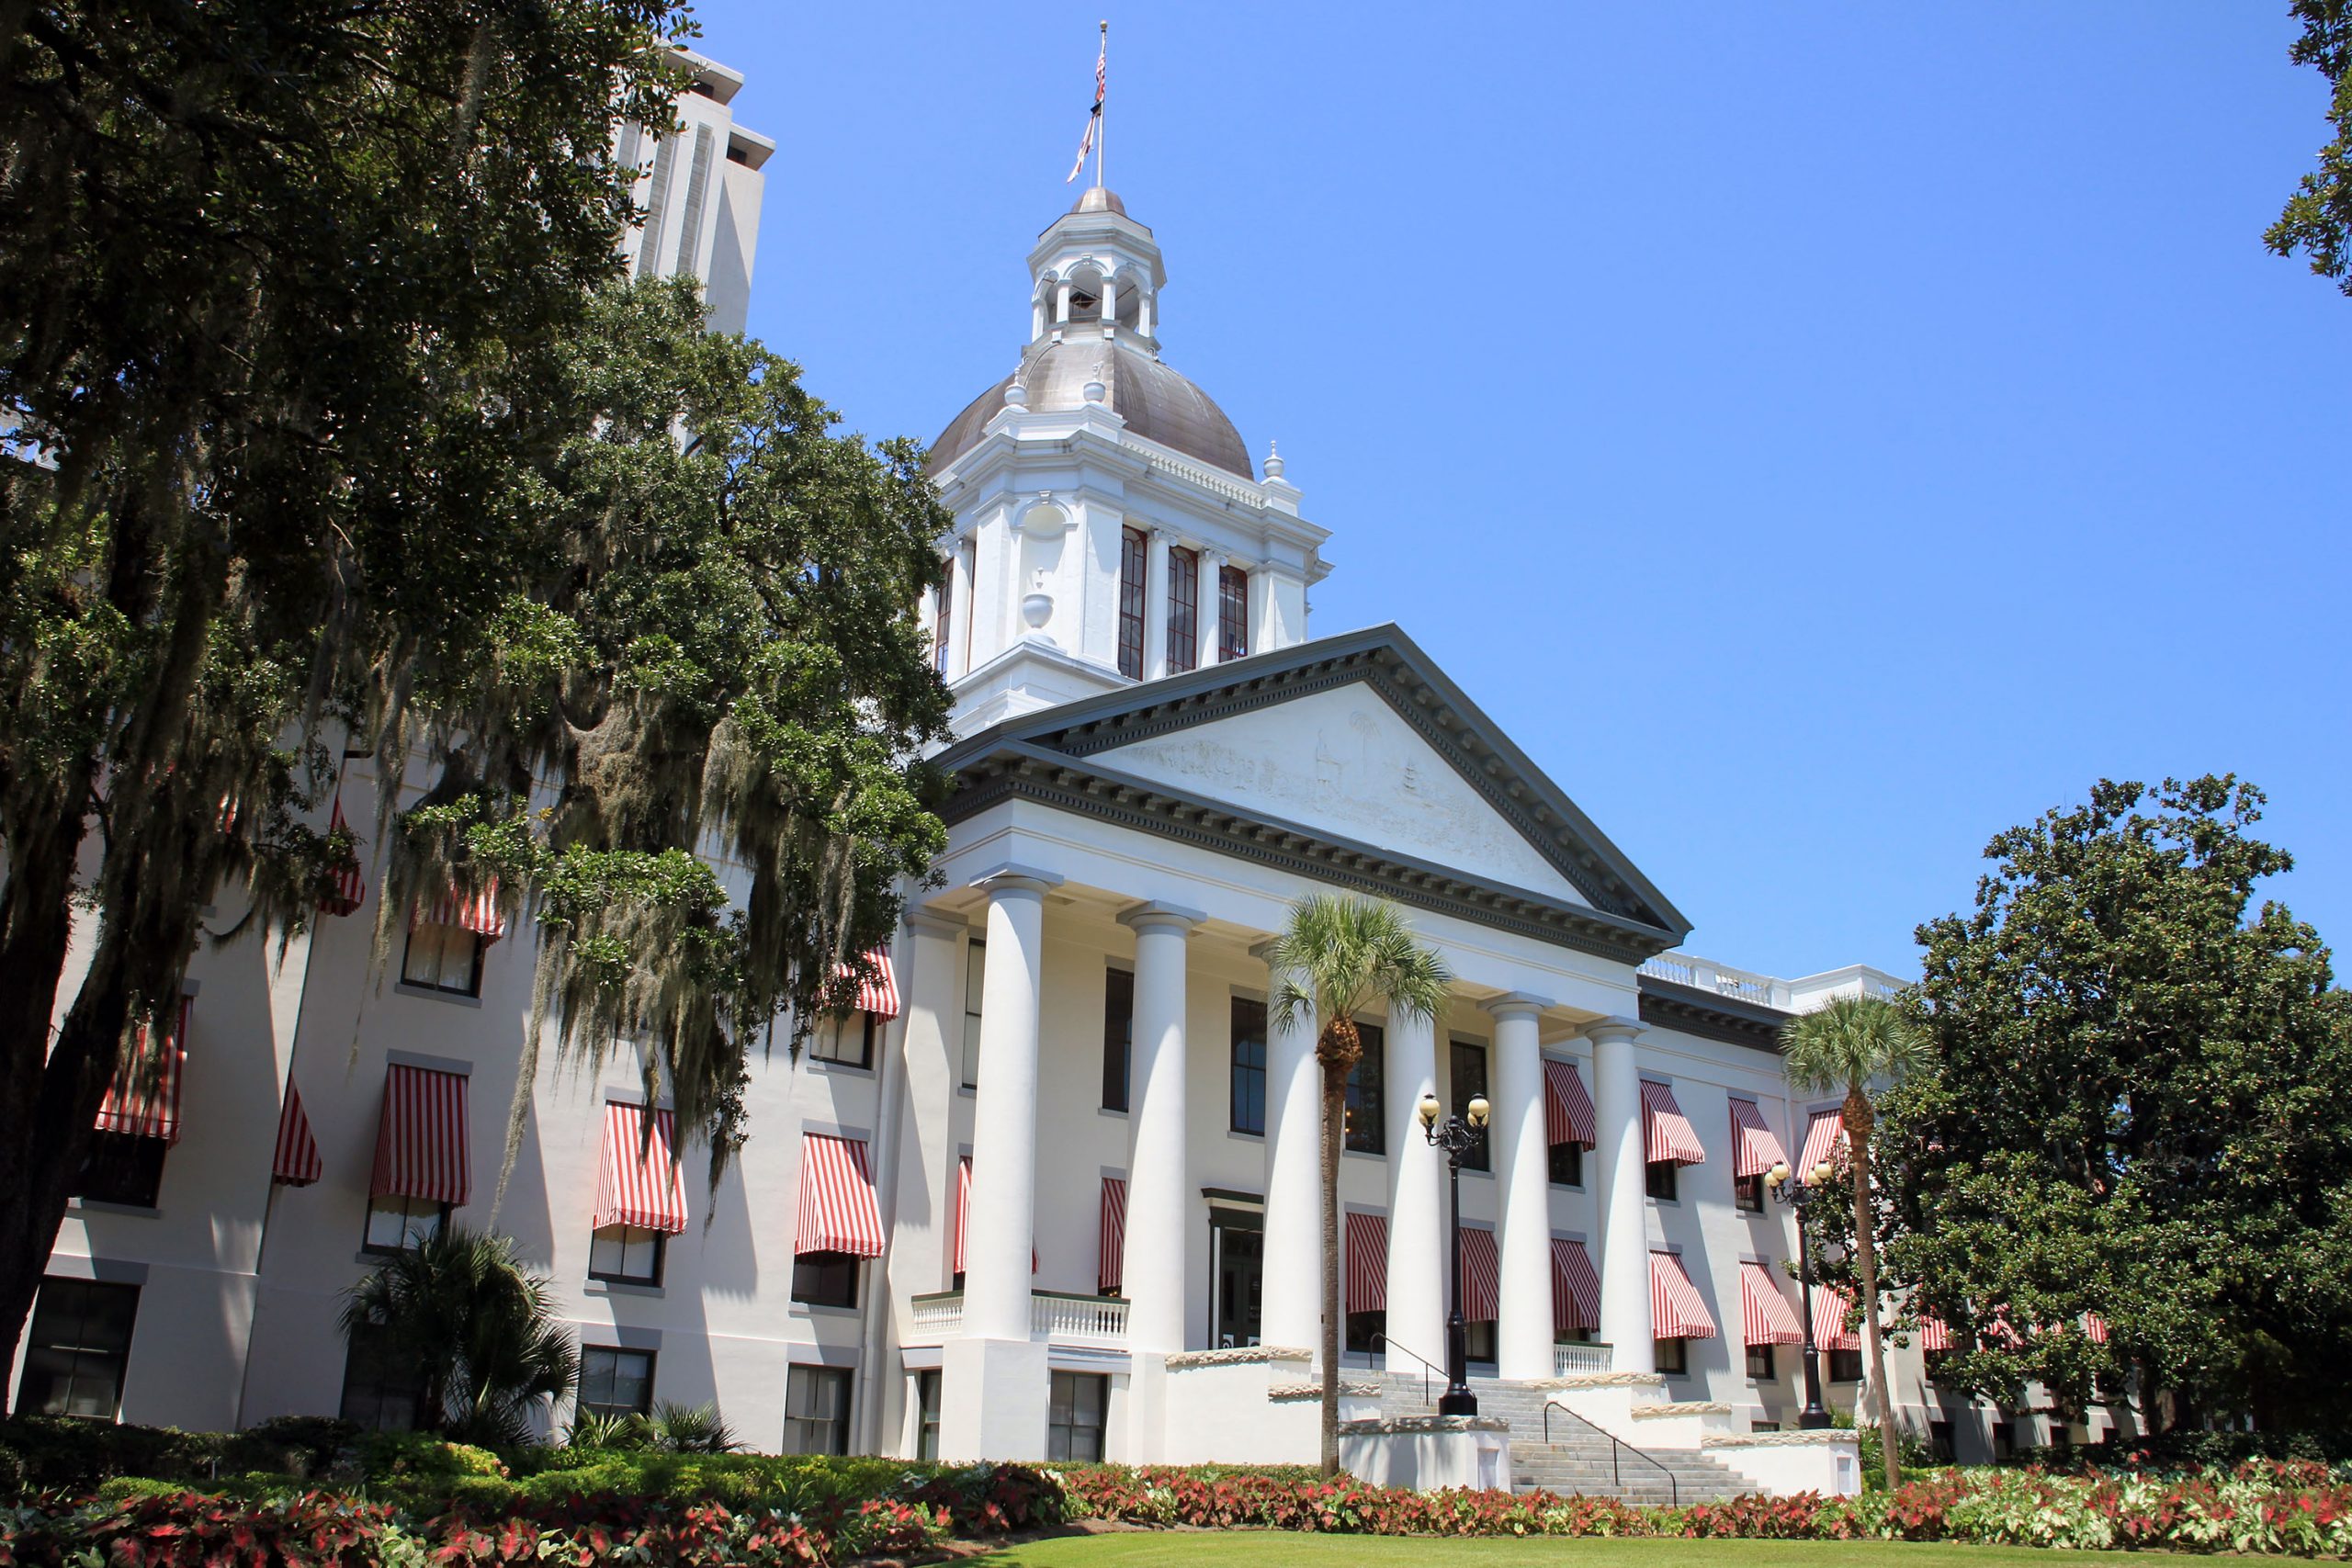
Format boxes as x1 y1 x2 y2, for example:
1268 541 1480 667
1798 1108 1846 1177
1345 1212 1387 1313
594 1101 688 1235
1649 1250 1717 1340
319 797 364 917
836 949 899 1018
1544 1057 1597 1149
1917 1313 1952 1353
95 999 190 1145
796 1132 884 1258
1459 1226 1500 1323
369 1064 470 1205
1551 1237 1600 1332
1727 1099 1788 1179
1640 1080 1706 1166
1098 1176 1126 1294
413 879 507 942
1813 1286 1861 1351
272 1080 322 1187
2085 1312 2110 1344
1739 1261 1804 1347
951 1155 1035 1276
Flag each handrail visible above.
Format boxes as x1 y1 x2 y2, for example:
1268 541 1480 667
1370 1333 1448 1405
1544 1398 1678 1506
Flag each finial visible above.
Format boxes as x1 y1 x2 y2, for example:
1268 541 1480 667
1082 356 1108 404
1264 439 1285 480
1003 364 1028 409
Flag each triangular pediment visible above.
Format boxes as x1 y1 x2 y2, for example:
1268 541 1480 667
942 625 1688 944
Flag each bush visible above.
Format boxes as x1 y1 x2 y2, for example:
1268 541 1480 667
221 1415 362 1479
0 1416 227 1491
356 1429 507 1483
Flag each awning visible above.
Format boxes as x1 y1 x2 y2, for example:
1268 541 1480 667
1551 1237 1600 1332
369 1064 470 1205
1814 1286 1860 1351
951 1155 1035 1276
594 1101 688 1235
1739 1261 1804 1346
796 1132 884 1258
1640 1080 1706 1166
95 999 189 1145
319 797 364 917
1798 1108 1846 1177
838 949 899 1019
2086 1313 2110 1344
1544 1057 1596 1149
1098 1176 1126 1295
272 1080 322 1186
1649 1250 1717 1339
1727 1099 1788 1179
1459 1226 1499 1323
1345 1212 1387 1313
414 879 507 942
1918 1313 1952 1352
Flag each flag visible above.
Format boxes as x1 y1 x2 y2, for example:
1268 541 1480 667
1066 29 1106 184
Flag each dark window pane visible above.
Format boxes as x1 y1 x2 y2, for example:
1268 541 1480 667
1655 1337 1688 1375
1448 1041 1487 1170
1734 1173 1764 1212
1229 998 1267 1135
588 1225 665 1285
16 1278 139 1419
1166 547 1198 673
1829 1348 1863 1383
1116 528 1147 680
783 1366 851 1455
73 1133 167 1208
934 556 955 675
578 1347 655 1419
338 1321 425 1432
1645 1161 1679 1201
1102 969 1134 1112
1217 566 1250 660
916 1371 942 1461
1548 1141 1583 1188
792 1251 861 1309
400 922 483 996
1345 1022 1385 1155
1046 1371 1107 1461
1747 1345 1775 1380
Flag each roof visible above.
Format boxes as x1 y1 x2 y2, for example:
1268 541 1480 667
929 334 1254 480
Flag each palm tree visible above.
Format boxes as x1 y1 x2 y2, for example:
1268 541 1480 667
342 1225 578 1449
1266 894 1451 1479
1781 994 1933 1488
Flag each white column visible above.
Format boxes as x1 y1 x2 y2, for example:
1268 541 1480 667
1137 289 1155 340
1586 1016 1653 1372
1143 529 1171 680
1487 993 1555 1382
1101 274 1120 329
1199 549 1226 666
1056 278 1073 323
1118 901 1202 1354
947 542 974 681
962 865 1064 1343
1254 941 1321 1355
1381 1005 1444 1373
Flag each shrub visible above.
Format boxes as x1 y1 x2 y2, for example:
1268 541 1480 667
356 1430 507 1483
0 1416 227 1491
220 1416 362 1479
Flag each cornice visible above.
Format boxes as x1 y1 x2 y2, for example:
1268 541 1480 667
1636 976 1790 1055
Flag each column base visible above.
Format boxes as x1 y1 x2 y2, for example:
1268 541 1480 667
938 1337 1051 1461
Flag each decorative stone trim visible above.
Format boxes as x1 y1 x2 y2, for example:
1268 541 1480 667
1529 1373 1668 1390
1165 1345 1311 1370
1703 1430 1862 1450
1337 1415 1510 1435
1269 1382 1382 1401
1632 1401 1731 1417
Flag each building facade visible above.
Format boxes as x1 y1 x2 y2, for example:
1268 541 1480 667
17 173 2103 1477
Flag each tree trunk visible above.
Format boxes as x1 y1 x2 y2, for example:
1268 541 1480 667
1847 1086 1901 1487
1318 1051 1344 1479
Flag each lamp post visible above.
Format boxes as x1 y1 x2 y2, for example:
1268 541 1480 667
1417 1089 1489 1417
1765 1156 1835 1430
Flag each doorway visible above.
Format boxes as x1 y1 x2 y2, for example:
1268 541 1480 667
1209 1208 1263 1349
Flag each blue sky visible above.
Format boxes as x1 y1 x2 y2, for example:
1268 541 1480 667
685 1 2349 981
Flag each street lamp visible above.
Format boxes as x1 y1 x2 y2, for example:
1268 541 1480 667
1764 1156 1837 1429
1418 1089 1490 1417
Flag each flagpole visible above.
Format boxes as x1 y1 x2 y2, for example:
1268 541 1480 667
1094 20 1108 190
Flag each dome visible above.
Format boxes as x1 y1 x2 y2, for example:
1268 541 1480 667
1069 186 1127 217
929 336 1254 480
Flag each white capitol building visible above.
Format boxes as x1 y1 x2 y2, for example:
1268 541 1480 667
17 53 2120 1495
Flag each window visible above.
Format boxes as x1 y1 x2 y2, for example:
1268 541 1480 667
1928 1419 1955 1461
1464 1320 1497 1365
933 556 954 675
1166 547 1199 673
1645 1160 1679 1201
1102 968 1134 1112
589 1224 666 1286
1752 1420 1782 1433
915 1371 942 1461
1828 1348 1864 1383
960 939 986 1089
810 1011 876 1069
1747 1344 1776 1380
1548 1141 1583 1188
1346 1022 1386 1155
1990 1421 2015 1461
1116 526 1147 679
1217 565 1249 660
577 1347 655 1420
1655 1337 1689 1375
1734 1173 1764 1213
1449 1041 1487 1171
15 1278 138 1419
1345 1310 1386 1356
338 1321 425 1431
1047 1371 1108 1461
364 1194 448 1254
783 1365 852 1455
401 920 484 997
73 1131 167 1208
1229 998 1268 1134
793 1251 861 1309
1923 1350 1952 1386
1555 1325 1592 1345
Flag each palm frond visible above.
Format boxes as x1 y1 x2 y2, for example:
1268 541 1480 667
1265 894 1452 1032
1781 995 1933 1097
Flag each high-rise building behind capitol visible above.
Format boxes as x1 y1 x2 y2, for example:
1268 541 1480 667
616 49 772 334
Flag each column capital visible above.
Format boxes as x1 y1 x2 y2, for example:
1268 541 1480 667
1481 991 1553 1021
1118 899 1204 935
967 863 1066 900
1248 936 1285 965
1580 1014 1644 1045
904 906 970 938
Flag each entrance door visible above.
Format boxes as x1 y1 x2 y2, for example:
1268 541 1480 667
1209 1209 1263 1348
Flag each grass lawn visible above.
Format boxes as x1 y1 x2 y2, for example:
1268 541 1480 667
976 1534 2149 1567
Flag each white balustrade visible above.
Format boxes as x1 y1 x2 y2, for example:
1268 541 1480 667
906 1289 1129 1348
1555 1340 1614 1376
910 1291 964 1336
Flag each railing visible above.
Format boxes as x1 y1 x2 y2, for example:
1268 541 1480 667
1144 449 1264 508
1639 953 1784 1009
1371 1333 1449 1406
1544 1399 1678 1506
910 1290 964 1337
1554 1340 1614 1376
1031 1290 1128 1346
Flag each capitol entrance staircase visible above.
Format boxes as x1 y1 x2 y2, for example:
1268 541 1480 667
1375 1373 1750 1504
